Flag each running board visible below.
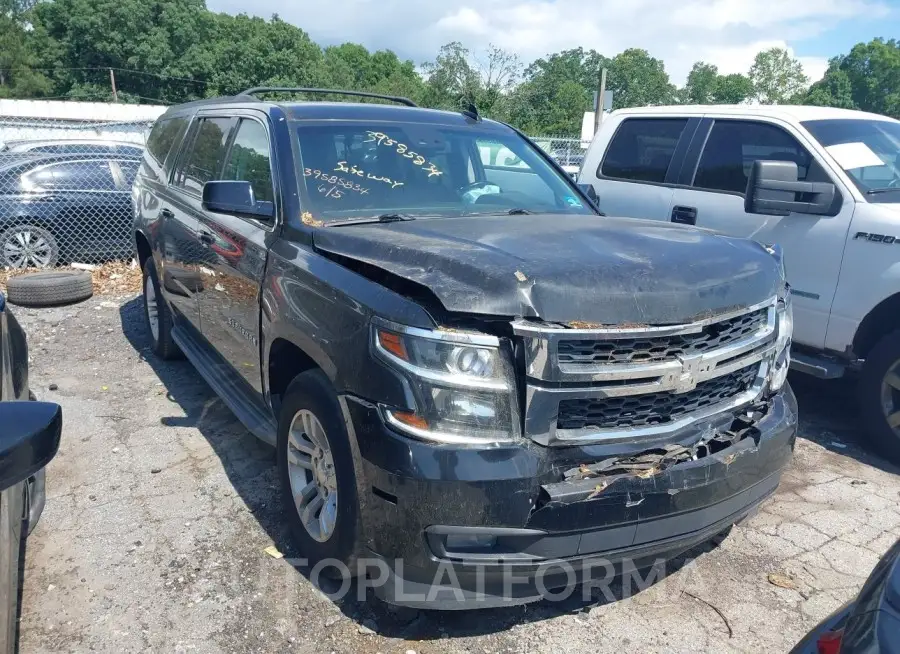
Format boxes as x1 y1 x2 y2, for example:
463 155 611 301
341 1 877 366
171 326 278 446
790 351 846 380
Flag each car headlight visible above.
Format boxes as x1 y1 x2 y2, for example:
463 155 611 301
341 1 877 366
770 294 793 391
372 320 517 444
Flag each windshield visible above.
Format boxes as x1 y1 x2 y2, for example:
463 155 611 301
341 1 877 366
293 121 594 222
803 118 900 202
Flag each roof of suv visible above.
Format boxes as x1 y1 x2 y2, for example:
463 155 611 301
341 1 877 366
161 93 506 128
612 104 898 123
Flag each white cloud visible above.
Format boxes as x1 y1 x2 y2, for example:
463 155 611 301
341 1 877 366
207 0 887 85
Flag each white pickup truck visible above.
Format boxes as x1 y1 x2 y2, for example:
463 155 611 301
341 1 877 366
578 105 900 462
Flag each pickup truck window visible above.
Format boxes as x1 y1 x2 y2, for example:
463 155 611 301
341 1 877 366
600 118 687 183
294 122 593 221
174 117 236 195
803 118 900 201
223 118 274 203
146 117 188 167
693 120 813 194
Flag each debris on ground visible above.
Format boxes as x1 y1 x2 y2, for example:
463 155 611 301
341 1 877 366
767 573 798 590
1 260 143 296
682 591 733 638
264 545 283 560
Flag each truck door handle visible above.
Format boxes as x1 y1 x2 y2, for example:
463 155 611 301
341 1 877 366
199 231 215 245
671 206 697 225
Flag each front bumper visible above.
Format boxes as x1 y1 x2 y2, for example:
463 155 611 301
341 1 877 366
344 385 798 609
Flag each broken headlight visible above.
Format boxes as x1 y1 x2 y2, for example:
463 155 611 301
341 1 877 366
372 320 517 444
770 293 793 391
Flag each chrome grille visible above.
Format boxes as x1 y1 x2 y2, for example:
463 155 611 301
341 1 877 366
557 307 769 366
557 365 759 431
513 297 778 446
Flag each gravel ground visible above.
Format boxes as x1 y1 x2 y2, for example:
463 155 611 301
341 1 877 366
12 294 900 654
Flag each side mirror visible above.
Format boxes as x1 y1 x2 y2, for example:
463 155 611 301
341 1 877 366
202 181 274 219
0 402 61 492
578 182 599 204
745 160 836 216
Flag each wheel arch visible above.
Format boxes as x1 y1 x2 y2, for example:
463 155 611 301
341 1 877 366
853 291 900 359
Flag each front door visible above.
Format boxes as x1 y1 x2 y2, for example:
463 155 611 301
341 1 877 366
669 117 854 349
196 115 275 395
163 116 237 333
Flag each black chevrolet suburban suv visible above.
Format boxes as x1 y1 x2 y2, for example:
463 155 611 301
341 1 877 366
133 87 798 608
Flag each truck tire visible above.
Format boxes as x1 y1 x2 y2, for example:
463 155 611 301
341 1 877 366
277 370 364 578
5 271 92 307
859 331 900 464
143 263 181 360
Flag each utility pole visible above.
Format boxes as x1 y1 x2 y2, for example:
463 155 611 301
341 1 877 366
594 68 607 135
109 68 118 102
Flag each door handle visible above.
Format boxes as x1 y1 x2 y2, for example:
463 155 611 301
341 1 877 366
199 231 215 245
160 208 174 219
671 205 697 225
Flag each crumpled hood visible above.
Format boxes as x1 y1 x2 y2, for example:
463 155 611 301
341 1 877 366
312 214 783 325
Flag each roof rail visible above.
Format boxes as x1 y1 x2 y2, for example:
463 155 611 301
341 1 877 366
238 87 418 107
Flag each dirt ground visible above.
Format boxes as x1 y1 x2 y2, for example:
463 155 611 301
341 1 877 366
12 293 900 654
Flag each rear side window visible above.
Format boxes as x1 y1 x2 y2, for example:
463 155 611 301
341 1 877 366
600 118 688 183
693 120 814 194
222 118 274 203
146 117 189 166
24 161 116 192
175 117 236 195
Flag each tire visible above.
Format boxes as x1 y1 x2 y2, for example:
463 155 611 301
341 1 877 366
143 262 181 360
277 370 363 575
0 224 59 269
859 330 900 464
5 271 92 307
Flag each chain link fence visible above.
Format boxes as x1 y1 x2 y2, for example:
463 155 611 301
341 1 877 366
0 102 157 269
1 100 587 270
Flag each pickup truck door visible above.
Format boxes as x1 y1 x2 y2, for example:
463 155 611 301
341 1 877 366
668 117 854 350
581 115 699 221
163 115 237 334
196 115 275 395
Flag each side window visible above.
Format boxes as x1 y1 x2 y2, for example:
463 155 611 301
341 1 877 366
600 118 688 183
146 117 188 167
222 119 274 203
175 117 236 195
693 120 815 194
25 161 116 191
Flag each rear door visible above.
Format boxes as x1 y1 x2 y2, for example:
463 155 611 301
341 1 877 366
163 115 237 333
196 114 276 395
669 117 854 349
583 116 696 221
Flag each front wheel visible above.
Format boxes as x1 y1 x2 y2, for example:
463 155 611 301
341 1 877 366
277 370 363 574
859 331 900 464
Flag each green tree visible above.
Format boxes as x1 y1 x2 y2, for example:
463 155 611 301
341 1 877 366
680 62 719 103
833 38 900 117
713 73 754 104
749 47 808 104
0 0 52 97
803 65 857 109
607 49 676 109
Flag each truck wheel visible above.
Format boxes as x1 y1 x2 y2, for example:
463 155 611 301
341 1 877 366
143 262 181 360
5 271 92 307
859 331 900 464
277 370 363 577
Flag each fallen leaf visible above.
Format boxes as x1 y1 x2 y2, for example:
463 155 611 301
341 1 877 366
587 482 608 499
767 573 797 590
301 211 324 228
635 466 659 479
514 270 527 282
264 545 283 559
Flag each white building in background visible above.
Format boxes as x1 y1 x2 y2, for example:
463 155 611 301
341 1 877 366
0 99 167 146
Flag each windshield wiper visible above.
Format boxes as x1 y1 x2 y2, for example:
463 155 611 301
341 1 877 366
327 213 417 227
464 208 535 216
866 187 900 195
505 208 533 215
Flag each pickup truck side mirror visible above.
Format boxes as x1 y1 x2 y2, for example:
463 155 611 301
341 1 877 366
745 160 836 216
202 181 275 219
0 402 61 492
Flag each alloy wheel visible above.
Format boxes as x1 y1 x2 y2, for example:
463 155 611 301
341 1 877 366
880 357 900 438
287 409 338 542
2 229 54 268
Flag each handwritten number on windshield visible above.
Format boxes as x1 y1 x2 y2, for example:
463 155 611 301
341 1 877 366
363 131 442 176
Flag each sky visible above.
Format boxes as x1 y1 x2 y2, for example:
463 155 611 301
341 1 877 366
206 0 899 86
